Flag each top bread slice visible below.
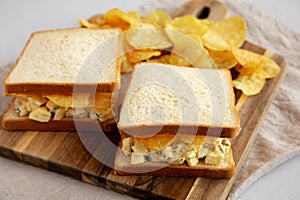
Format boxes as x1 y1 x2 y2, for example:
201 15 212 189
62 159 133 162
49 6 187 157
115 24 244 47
118 63 240 138
4 28 121 95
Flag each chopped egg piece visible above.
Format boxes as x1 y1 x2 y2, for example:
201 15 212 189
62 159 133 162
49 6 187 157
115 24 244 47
162 146 175 159
122 138 132 156
205 143 226 165
29 107 51 122
46 100 58 113
131 141 148 153
53 107 67 120
197 143 212 159
28 96 47 106
89 110 98 120
187 157 199 166
169 157 185 165
131 153 146 164
147 152 166 163
72 108 88 118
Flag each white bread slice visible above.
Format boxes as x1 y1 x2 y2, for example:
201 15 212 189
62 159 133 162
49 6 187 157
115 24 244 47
1 98 117 132
118 63 240 138
4 28 121 95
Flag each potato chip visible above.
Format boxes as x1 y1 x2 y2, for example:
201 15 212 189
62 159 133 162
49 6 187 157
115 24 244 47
202 30 230 51
165 29 216 68
208 49 238 69
45 94 90 108
126 23 173 49
127 11 140 22
147 54 170 64
103 9 138 30
167 53 191 66
121 55 134 74
232 48 280 95
165 15 210 37
93 93 112 108
261 56 280 78
127 50 161 63
232 48 262 69
88 14 103 26
215 17 246 47
202 16 246 50
78 18 100 28
232 69 266 96
147 54 191 66
101 24 114 29
233 48 280 75
143 10 172 26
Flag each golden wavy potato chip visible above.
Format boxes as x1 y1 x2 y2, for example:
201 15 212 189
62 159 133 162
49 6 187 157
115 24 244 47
127 11 140 22
78 18 100 28
215 17 247 47
232 48 263 74
127 50 161 63
88 14 103 26
232 69 266 96
202 17 246 50
147 54 191 66
121 55 134 74
165 29 215 68
103 9 138 30
147 54 170 64
208 49 238 69
168 53 191 66
232 48 280 95
46 94 90 108
202 30 230 51
126 23 173 49
165 15 210 37
261 56 281 78
143 10 172 26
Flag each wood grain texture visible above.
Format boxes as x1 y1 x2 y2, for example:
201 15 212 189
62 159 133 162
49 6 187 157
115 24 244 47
171 0 228 20
0 1 287 200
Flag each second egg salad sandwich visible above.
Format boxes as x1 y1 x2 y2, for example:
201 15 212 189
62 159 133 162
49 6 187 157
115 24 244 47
2 28 121 132
115 63 240 178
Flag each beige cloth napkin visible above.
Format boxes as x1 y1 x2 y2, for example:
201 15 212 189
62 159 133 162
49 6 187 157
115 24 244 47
0 0 299 199
138 0 300 199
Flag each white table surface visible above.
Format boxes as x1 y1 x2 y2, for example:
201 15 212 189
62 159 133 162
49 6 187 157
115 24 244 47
0 0 299 199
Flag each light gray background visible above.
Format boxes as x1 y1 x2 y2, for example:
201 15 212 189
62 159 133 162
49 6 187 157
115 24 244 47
0 0 299 199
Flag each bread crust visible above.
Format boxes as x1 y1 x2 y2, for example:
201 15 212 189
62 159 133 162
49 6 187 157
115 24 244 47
114 147 235 178
4 82 120 96
1 99 117 133
4 28 121 95
118 125 240 139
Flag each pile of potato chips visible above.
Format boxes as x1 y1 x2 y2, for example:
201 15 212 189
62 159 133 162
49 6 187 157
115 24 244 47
79 9 280 96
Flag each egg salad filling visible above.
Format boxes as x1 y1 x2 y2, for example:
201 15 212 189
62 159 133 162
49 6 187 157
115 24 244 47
122 134 231 166
14 93 114 123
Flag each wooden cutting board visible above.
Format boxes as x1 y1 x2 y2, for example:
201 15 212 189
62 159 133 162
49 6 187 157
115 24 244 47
0 1 286 199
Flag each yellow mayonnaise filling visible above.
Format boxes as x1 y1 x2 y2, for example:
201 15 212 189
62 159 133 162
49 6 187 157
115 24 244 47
122 134 231 166
14 94 114 123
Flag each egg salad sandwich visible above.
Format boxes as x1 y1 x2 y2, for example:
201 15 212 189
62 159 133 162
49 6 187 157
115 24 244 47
115 63 240 178
2 28 121 132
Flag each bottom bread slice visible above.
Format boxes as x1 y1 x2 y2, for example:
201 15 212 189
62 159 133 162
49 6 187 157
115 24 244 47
1 99 117 133
114 146 235 179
